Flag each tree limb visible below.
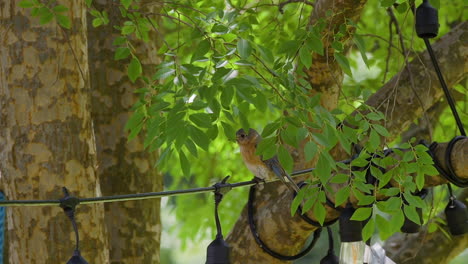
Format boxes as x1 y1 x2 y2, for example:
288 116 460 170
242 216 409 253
226 21 468 264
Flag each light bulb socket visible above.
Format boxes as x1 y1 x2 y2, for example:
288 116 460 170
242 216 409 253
445 198 468 236
339 205 363 242
206 235 230 264
67 249 88 264
320 250 339 264
415 0 439 38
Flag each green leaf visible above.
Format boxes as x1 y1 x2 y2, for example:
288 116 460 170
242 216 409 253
380 0 395 8
416 167 425 191
375 214 391 240
366 112 383 121
189 113 213 128
334 186 350 207
114 47 131 60
362 218 375 241
315 153 331 184
221 85 234 108
391 209 405 233
296 127 308 143
191 39 211 62
373 124 390 137
179 151 190 177
19 1 35 8
128 57 142 83
330 173 349 184
153 67 175 80
313 202 326 226
261 122 281 138
353 34 369 67
304 141 318 162
121 24 135 35
92 18 103 27
368 129 380 151
121 0 133 9
53 5 68 13
278 145 293 173
189 125 210 151
237 38 252 59
255 137 276 156
291 189 305 216
334 53 352 77
404 204 421 225
56 14 71 29
258 45 274 65
184 140 198 157
85 0 93 8
39 9 54 24
396 2 408 13
306 35 324 55
351 207 372 221
299 46 312 68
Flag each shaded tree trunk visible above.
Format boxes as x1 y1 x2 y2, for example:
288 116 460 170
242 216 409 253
0 0 108 263
87 1 162 263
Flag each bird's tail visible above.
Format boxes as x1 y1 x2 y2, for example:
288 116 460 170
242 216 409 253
283 174 301 194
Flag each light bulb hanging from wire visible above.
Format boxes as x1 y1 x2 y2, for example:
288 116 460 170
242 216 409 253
320 226 339 264
206 176 231 264
60 187 88 264
339 203 365 264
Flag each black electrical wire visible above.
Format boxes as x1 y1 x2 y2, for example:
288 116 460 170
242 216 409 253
423 38 466 136
247 185 322 261
0 157 357 208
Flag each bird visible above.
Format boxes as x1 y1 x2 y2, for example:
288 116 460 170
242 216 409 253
236 128 300 193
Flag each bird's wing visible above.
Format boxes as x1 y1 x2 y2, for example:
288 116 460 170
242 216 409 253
264 157 300 193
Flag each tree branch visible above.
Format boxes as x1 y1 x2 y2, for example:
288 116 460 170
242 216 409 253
227 21 468 264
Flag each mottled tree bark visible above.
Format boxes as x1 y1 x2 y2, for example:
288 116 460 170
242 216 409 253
304 0 367 110
384 189 468 264
0 1 108 263
87 1 162 263
226 19 467 264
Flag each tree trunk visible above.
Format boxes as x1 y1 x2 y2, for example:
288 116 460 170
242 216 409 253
226 20 468 264
0 1 108 263
87 1 162 263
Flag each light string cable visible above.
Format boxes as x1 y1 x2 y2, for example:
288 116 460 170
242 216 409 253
0 157 354 208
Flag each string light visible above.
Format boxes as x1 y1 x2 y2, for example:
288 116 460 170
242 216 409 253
338 203 365 264
60 187 88 264
206 176 231 264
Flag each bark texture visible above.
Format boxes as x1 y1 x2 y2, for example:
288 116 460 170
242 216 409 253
304 0 367 109
227 19 468 264
0 1 108 263
384 189 468 264
87 1 162 263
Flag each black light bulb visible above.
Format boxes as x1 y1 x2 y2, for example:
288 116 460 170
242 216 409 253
206 235 229 264
445 198 468 236
415 0 439 38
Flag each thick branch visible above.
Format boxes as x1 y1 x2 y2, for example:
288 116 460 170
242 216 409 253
227 21 468 264
366 22 467 142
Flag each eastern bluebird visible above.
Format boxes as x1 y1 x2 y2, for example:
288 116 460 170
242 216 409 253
236 128 300 193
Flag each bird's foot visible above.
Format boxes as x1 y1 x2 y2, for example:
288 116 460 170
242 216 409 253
252 177 266 190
